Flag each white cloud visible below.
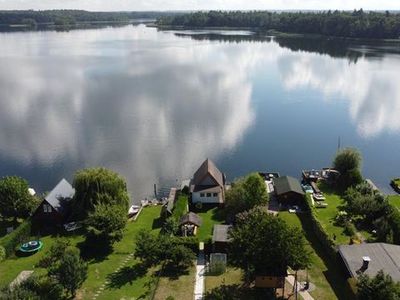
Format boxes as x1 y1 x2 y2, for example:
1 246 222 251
0 0 397 11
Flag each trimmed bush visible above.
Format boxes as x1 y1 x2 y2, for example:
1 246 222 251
0 219 32 257
0 245 5 262
171 236 199 254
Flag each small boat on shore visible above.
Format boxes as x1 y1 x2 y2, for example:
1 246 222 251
128 205 140 217
313 193 326 201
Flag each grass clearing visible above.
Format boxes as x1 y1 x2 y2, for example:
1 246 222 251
389 195 400 211
153 264 196 300
279 211 348 300
204 267 243 292
313 184 350 245
194 206 224 242
80 205 162 300
172 195 188 220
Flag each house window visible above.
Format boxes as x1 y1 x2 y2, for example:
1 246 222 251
213 193 218 197
43 204 52 213
207 193 211 197
200 193 205 197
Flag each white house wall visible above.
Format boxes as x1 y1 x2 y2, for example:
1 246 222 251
192 192 220 203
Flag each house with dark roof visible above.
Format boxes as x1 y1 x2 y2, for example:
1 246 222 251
190 158 226 204
180 212 202 236
339 243 400 282
273 176 305 205
212 224 232 253
33 179 75 226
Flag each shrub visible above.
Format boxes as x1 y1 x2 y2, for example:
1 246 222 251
37 238 71 268
344 221 356 236
0 245 5 262
0 219 32 257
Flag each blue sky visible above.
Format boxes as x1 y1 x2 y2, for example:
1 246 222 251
0 0 398 11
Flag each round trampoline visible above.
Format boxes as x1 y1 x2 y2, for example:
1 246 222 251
19 240 43 253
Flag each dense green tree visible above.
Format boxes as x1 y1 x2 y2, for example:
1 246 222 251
357 270 400 300
86 203 127 245
49 248 88 297
229 207 310 281
38 238 71 268
157 10 400 40
333 148 363 189
72 167 129 218
134 230 195 270
225 173 268 217
0 176 38 221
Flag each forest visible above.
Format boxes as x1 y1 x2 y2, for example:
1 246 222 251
157 10 400 39
0 10 177 26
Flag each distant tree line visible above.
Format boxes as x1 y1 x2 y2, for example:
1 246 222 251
157 10 400 39
0 10 179 26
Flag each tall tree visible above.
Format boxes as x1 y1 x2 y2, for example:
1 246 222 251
49 248 88 297
357 270 400 300
72 167 129 218
229 207 310 281
0 176 38 221
333 148 363 189
225 173 268 217
86 203 127 245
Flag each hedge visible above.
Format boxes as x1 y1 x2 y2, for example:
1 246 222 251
303 194 337 260
171 236 199 254
0 219 32 257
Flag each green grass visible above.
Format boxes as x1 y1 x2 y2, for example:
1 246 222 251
195 207 224 242
153 264 196 300
278 211 349 300
79 205 162 300
205 267 243 292
0 233 84 287
314 184 350 245
389 195 400 210
0 206 163 300
172 195 188 220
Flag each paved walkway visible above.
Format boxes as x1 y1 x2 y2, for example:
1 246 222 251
194 242 205 300
286 275 314 300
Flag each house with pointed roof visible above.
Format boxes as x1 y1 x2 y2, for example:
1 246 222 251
33 178 75 226
190 158 226 204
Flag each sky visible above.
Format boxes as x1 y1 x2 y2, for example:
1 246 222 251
0 0 398 11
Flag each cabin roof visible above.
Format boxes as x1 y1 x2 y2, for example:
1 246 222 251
179 212 202 227
45 179 75 213
212 224 232 243
192 158 224 187
273 176 304 196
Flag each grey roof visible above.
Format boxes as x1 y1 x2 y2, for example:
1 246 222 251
179 212 202 227
273 176 305 196
192 158 224 187
212 225 232 243
45 179 75 213
338 243 400 281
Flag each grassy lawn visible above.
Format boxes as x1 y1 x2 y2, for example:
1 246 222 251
172 195 188 220
0 233 84 287
312 184 350 245
0 206 163 300
204 267 243 292
389 195 400 211
153 264 196 300
194 206 224 242
79 205 162 300
279 211 348 300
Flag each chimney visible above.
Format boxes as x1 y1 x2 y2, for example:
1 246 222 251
362 256 371 270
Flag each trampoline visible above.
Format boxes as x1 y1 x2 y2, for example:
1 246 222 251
19 240 43 253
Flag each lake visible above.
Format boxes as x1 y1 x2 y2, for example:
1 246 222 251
0 24 399 201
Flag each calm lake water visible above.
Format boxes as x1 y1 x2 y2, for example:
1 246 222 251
0 24 399 200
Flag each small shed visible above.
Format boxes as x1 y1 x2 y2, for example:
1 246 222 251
179 212 202 236
212 224 232 253
273 176 305 205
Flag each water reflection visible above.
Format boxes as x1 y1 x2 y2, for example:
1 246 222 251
0 25 255 199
